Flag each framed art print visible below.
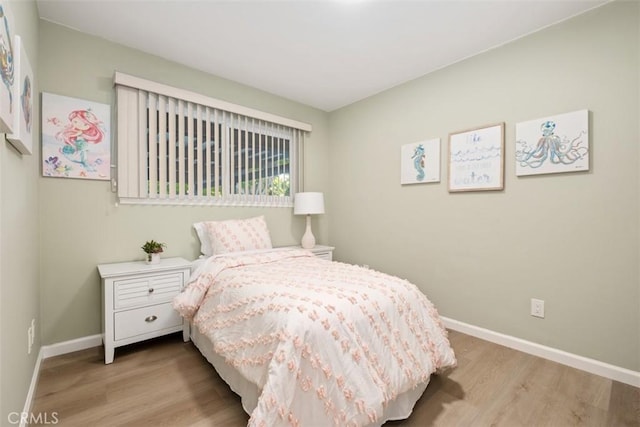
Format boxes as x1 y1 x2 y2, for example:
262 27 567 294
448 123 504 192
41 92 111 180
515 109 589 176
7 35 33 154
401 138 440 184
0 1 15 133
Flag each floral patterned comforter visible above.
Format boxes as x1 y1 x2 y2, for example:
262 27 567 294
173 249 456 427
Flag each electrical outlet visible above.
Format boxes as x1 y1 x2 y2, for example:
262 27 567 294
30 318 35 347
27 318 35 354
531 298 545 318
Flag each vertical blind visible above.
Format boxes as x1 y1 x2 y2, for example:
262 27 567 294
114 72 311 206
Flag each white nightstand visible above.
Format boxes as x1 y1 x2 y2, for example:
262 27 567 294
97 257 191 364
286 245 334 261
308 245 334 261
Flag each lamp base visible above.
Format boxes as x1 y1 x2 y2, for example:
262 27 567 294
301 214 316 249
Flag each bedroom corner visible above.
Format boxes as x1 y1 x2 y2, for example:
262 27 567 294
36 20 330 347
0 0 41 423
327 0 639 373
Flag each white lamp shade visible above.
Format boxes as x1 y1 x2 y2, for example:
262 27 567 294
294 192 325 215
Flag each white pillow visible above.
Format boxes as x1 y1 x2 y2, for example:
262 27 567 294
195 216 273 256
193 222 213 256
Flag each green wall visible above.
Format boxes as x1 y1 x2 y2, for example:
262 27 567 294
38 20 331 345
0 0 40 420
29 2 640 412
328 1 639 371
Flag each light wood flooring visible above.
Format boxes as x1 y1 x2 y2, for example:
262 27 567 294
32 330 639 426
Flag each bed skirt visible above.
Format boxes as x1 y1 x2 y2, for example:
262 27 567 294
191 323 429 426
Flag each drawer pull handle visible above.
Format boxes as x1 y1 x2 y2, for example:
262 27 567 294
145 315 157 323
148 288 154 293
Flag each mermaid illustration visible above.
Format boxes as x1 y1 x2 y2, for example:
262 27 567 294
412 144 426 181
0 4 14 112
516 120 587 169
55 109 105 172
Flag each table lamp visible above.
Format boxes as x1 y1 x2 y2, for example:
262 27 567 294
294 192 325 249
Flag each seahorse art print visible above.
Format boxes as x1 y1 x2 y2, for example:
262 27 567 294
400 139 441 185
412 144 426 181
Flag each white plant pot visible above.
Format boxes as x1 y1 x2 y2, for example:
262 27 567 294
146 252 161 265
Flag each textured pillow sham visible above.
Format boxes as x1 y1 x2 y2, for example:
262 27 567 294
202 216 273 256
193 222 213 256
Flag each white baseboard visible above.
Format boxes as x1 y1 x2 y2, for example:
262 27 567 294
20 347 44 427
442 316 640 388
40 334 102 359
23 323 639 422
21 334 103 426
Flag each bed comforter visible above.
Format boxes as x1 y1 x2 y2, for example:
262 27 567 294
173 249 456 427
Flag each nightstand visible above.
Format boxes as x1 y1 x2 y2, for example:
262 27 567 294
290 245 334 261
308 245 334 261
97 257 191 364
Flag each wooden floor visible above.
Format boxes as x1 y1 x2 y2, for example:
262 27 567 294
32 330 639 426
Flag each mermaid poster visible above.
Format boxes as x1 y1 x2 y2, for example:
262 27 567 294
400 138 440 185
41 93 110 180
515 109 589 176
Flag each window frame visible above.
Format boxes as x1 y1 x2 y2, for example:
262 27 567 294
114 72 311 207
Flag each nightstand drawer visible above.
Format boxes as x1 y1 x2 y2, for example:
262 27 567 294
284 245 334 261
114 303 182 341
313 251 332 261
114 272 183 309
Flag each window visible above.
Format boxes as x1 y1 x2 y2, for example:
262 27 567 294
114 72 311 206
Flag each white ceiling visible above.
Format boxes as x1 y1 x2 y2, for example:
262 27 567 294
36 0 609 112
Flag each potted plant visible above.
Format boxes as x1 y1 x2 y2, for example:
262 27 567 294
141 240 166 264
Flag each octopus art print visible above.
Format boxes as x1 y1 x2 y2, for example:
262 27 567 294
515 110 589 176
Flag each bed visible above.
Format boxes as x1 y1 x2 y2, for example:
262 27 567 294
173 216 456 427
